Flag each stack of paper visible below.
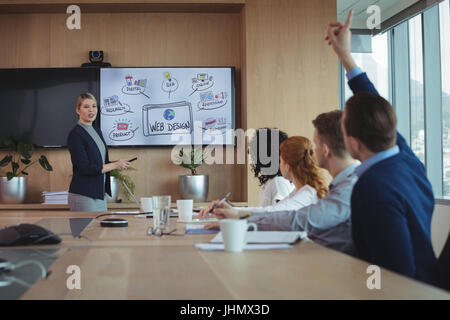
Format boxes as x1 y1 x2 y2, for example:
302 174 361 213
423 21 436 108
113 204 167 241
42 190 68 204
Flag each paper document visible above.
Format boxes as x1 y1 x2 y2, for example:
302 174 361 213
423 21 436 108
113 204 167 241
42 190 68 195
195 243 292 251
185 224 219 234
210 231 306 244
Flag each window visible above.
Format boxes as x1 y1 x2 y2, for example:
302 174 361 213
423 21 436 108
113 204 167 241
409 15 425 164
343 32 389 101
339 0 450 198
440 0 450 196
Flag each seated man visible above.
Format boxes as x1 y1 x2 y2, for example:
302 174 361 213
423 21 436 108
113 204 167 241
205 110 359 254
326 10 439 285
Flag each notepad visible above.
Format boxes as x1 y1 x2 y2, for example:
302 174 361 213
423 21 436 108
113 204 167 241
195 243 292 251
210 231 306 244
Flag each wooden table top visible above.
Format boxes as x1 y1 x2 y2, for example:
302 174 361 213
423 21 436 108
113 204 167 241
0 210 449 300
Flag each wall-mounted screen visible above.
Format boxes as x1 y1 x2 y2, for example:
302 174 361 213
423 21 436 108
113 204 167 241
0 68 99 148
100 67 235 146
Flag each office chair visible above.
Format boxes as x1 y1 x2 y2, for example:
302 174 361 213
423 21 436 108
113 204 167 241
438 232 450 291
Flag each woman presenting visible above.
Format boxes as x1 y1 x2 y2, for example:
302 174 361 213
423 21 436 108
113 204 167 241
67 93 130 212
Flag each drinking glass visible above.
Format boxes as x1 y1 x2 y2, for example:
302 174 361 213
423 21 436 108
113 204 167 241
152 195 171 231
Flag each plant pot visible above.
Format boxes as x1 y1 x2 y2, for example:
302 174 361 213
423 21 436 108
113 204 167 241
106 176 119 203
179 175 209 202
0 177 27 204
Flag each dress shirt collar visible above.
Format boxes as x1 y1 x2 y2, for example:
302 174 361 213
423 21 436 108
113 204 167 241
329 161 360 190
355 145 400 178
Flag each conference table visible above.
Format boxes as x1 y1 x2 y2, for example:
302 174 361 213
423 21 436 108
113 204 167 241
0 208 449 300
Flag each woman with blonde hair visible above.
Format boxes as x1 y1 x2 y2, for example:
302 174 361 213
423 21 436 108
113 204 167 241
199 136 328 217
67 93 131 212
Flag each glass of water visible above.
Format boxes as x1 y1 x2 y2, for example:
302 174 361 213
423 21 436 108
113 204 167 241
152 195 171 232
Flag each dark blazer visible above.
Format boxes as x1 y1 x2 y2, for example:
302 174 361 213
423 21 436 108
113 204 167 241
67 124 111 200
348 72 439 286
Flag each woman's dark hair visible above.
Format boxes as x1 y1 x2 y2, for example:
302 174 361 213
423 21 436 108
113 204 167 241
249 128 288 186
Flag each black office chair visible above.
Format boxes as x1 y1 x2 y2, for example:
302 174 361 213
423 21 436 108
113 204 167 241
438 232 450 291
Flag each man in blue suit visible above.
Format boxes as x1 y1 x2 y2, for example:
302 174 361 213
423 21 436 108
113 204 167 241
325 11 440 286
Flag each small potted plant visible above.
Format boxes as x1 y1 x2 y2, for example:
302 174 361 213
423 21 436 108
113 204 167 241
0 136 53 203
177 145 209 202
107 167 136 203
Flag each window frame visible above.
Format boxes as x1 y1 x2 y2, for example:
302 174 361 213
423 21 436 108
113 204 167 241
339 1 449 200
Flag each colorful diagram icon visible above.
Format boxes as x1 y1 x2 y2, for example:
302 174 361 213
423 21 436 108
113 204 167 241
164 109 175 121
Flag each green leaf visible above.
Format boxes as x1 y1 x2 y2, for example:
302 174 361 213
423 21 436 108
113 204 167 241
21 171 29 175
21 159 31 165
11 161 19 175
6 172 15 180
39 155 53 171
0 155 12 167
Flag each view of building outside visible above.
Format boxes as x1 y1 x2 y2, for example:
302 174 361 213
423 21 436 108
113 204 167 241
343 32 389 102
440 0 450 197
409 14 425 165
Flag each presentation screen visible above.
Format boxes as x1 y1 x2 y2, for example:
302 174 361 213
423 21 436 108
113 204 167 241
100 67 235 146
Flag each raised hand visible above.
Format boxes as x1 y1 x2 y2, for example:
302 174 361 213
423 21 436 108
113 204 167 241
325 10 356 72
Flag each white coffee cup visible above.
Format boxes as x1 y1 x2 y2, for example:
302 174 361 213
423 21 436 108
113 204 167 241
220 219 258 252
140 197 153 213
177 199 194 221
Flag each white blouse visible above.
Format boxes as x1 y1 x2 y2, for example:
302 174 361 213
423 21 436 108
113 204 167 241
258 176 295 207
248 184 318 214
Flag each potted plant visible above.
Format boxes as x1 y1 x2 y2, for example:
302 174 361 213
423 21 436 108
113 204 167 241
177 145 209 202
0 136 53 204
107 168 136 203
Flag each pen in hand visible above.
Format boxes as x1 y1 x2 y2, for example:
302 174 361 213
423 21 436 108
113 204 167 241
205 192 231 219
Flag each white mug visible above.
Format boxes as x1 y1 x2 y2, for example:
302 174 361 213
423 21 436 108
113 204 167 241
220 219 258 252
177 199 194 221
140 197 153 213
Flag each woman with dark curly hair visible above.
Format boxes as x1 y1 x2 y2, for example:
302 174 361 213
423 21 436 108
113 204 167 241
239 136 328 213
249 128 294 206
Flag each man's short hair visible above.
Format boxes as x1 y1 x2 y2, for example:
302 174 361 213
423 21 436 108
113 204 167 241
344 93 397 153
312 110 347 158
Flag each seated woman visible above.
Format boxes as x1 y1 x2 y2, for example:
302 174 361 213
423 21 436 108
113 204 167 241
250 128 294 206
199 136 328 217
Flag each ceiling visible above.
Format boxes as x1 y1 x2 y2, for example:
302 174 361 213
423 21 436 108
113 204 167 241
337 0 420 29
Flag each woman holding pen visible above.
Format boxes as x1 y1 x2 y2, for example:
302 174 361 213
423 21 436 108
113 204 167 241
67 93 131 212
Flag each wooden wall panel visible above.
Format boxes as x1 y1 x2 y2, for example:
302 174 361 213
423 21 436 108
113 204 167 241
0 1 340 205
244 0 338 205
0 11 243 203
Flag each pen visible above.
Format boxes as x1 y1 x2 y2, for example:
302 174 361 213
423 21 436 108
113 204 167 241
206 192 231 218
